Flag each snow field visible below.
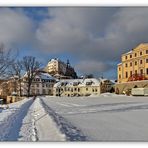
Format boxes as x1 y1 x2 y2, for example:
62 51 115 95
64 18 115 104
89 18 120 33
42 94 148 141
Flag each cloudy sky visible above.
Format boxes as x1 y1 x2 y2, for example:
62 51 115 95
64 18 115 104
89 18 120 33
1 7 148 79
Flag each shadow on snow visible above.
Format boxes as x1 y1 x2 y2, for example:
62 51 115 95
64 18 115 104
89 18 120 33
40 98 89 141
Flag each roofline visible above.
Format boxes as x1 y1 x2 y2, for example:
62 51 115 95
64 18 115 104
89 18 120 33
117 63 122 66
122 50 133 56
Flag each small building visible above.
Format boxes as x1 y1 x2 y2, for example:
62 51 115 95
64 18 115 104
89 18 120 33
99 78 115 93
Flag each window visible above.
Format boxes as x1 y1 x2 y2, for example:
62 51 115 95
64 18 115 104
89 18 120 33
140 69 143 74
36 89 39 94
135 61 137 65
78 88 80 92
125 72 128 78
36 84 39 87
95 89 97 92
147 68 148 75
125 63 128 67
119 67 121 71
130 54 132 58
130 62 132 67
74 88 77 91
135 70 137 74
71 88 73 92
140 60 143 64
43 89 46 94
140 51 142 56
135 53 137 57
42 84 44 87
146 59 148 63
92 89 94 92
86 88 88 91
146 50 148 54
125 56 127 59
119 74 121 79
130 71 132 76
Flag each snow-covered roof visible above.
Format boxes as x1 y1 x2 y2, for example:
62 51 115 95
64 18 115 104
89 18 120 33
23 71 56 81
39 72 55 80
117 63 122 65
54 78 100 88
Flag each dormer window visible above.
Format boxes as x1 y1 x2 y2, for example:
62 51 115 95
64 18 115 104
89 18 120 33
86 81 93 85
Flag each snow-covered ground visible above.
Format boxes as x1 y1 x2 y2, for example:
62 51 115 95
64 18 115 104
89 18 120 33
41 94 148 141
1 93 148 141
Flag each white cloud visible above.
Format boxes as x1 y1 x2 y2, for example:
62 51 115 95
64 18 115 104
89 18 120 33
1 7 148 78
35 7 148 76
0 8 34 47
36 8 118 54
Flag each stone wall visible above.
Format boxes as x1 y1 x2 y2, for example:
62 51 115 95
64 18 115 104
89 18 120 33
115 80 148 94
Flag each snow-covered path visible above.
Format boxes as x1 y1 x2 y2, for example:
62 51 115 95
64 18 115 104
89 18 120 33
18 97 66 141
0 97 66 141
0 99 34 141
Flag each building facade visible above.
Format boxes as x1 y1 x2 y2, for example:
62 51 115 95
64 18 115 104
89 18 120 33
0 71 57 97
53 78 101 97
117 43 148 83
0 77 18 97
21 71 56 96
53 78 114 97
45 58 77 79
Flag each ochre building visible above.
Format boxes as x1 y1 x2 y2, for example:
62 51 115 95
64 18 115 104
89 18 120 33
117 43 148 83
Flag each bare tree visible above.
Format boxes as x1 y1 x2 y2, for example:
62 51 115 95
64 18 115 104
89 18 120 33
0 44 17 78
21 56 41 97
9 60 23 96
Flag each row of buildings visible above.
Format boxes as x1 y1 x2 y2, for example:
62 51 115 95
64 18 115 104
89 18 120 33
116 43 148 94
0 58 115 102
0 73 114 98
1 43 148 99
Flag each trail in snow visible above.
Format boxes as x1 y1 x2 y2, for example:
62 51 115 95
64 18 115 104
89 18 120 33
0 99 33 141
40 97 89 141
19 97 66 142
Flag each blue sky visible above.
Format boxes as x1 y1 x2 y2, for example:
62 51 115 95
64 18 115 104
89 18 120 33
1 7 148 80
